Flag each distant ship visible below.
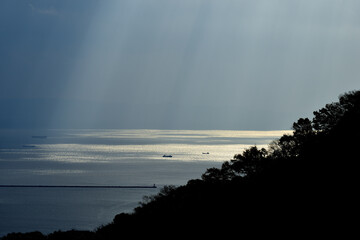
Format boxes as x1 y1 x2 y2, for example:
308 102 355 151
163 155 173 158
202 152 210 154
32 136 47 139
23 145 36 148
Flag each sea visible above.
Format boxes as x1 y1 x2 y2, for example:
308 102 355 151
0 129 290 236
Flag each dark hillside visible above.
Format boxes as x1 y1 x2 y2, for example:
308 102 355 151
95 90 359 237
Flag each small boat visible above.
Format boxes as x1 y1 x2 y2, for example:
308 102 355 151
163 155 173 158
202 152 210 154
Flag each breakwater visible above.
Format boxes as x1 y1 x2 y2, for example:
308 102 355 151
0 185 157 189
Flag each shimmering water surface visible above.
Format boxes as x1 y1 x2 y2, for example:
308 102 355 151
0 129 289 236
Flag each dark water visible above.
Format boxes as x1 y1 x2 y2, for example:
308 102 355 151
0 187 157 235
0 129 288 236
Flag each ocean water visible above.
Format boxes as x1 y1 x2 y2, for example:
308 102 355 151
0 129 289 236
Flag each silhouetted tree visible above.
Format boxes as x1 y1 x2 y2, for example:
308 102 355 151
231 146 267 176
201 162 235 181
268 134 296 159
201 146 268 181
293 118 313 136
312 90 360 133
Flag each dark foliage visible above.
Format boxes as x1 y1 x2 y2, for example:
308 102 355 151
1 232 45 240
3 90 359 239
46 231 96 240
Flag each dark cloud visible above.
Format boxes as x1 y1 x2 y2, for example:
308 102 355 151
1 0 359 130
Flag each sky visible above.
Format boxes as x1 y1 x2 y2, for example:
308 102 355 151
1 0 359 130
